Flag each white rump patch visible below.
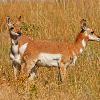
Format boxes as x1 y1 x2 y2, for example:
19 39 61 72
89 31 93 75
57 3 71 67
19 43 28 56
37 53 62 67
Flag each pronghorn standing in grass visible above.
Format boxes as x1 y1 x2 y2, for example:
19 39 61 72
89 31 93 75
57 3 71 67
7 17 100 81
6 16 28 79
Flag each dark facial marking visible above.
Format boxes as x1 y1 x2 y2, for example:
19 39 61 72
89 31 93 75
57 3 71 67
17 32 22 36
91 31 94 34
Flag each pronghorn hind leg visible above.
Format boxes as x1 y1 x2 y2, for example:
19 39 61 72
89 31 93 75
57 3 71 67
57 62 63 82
59 62 67 82
13 62 21 80
28 60 38 81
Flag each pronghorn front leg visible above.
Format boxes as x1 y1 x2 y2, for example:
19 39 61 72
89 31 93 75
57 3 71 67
70 55 77 66
59 62 67 82
12 62 21 80
59 59 73 82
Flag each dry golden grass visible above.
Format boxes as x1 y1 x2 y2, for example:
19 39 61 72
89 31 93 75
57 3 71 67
0 0 100 100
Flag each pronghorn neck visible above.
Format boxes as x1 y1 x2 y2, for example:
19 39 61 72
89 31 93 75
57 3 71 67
73 32 89 55
11 39 20 56
11 39 18 45
10 38 22 64
10 31 21 56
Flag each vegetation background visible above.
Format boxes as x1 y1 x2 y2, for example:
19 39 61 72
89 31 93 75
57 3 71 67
0 0 100 100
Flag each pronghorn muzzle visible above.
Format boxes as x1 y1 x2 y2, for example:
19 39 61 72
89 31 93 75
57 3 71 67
10 31 22 40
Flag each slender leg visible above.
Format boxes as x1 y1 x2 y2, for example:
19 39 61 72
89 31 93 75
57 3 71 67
28 60 38 81
70 56 77 66
57 62 62 82
13 61 21 80
59 62 67 82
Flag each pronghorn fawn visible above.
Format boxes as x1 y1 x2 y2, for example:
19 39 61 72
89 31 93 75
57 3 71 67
7 17 100 81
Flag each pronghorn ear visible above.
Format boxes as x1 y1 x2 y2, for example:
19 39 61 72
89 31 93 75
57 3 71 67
6 16 13 28
17 16 21 21
16 16 22 25
80 19 87 30
6 16 11 24
80 19 87 26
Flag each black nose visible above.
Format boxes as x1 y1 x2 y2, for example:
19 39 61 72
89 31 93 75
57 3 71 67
91 31 94 34
17 32 22 36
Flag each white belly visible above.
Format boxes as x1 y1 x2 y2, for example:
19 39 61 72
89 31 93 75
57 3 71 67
37 53 62 67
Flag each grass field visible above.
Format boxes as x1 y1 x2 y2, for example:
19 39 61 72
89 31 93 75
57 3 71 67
0 0 100 100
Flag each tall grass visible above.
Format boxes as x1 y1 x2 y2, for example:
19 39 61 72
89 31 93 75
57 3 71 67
0 0 100 100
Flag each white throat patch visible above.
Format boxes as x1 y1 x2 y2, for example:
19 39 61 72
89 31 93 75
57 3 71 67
82 39 86 48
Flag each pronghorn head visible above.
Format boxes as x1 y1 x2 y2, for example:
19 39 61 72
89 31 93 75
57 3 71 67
6 16 22 40
80 19 100 42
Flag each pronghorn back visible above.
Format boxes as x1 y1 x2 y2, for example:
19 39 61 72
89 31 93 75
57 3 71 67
7 17 100 81
19 34 74 62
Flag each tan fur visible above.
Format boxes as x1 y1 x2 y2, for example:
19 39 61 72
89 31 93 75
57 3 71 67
19 33 88 62
7 17 100 81
17 33 86 81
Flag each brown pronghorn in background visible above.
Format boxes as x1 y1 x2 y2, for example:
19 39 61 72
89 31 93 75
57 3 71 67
7 16 100 81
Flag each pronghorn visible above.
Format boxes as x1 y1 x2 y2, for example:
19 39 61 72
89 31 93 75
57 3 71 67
6 16 28 79
7 17 100 81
